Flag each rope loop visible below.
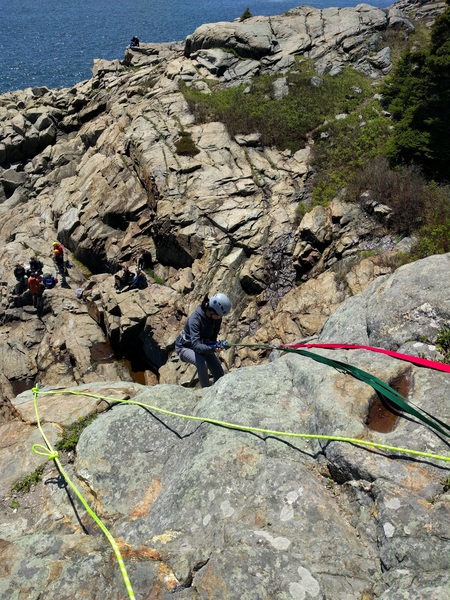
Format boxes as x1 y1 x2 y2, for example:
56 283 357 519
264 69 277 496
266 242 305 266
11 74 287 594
32 444 59 460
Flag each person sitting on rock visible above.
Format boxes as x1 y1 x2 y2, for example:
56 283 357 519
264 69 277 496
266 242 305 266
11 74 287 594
129 36 140 48
42 273 58 289
114 265 135 291
27 272 44 311
28 257 44 276
13 263 26 294
117 268 147 293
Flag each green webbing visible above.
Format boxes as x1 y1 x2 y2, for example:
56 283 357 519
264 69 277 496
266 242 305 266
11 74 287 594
283 347 450 439
225 343 450 440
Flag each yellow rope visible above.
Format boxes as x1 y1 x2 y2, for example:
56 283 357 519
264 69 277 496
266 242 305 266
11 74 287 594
30 384 450 599
35 387 450 464
31 387 136 600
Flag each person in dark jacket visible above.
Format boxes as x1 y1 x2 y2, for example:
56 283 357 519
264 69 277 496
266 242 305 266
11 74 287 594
175 292 232 388
28 257 44 276
114 265 135 291
117 268 147 293
13 263 26 294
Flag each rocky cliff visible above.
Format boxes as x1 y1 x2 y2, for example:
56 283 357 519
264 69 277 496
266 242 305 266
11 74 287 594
2 0 442 397
0 1 449 598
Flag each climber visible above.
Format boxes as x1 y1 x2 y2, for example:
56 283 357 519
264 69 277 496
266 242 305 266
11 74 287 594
117 268 148 293
13 263 26 294
52 248 67 285
52 241 64 257
27 272 44 311
175 292 232 388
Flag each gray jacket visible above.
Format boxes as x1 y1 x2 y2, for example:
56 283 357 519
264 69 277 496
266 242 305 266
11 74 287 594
175 305 221 355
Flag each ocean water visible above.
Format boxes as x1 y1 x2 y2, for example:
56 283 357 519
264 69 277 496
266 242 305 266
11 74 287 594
1 0 392 93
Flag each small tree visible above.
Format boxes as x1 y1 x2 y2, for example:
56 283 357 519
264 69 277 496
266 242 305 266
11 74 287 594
240 8 253 21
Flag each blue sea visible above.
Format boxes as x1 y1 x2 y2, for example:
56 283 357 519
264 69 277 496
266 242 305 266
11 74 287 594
2 0 392 93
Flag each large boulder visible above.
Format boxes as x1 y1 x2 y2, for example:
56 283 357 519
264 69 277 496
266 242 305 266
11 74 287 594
1 345 449 598
184 5 414 80
319 253 450 352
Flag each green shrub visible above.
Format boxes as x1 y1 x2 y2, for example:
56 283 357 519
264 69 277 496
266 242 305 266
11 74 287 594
296 201 309 221
240 7 252 21
347 157 432 234
11 465 45 494
145 269 165 285
312 104 392 205
382 4 450 181
411 184 450 257
374 21 430 64
175 131 200 156
55 414 98 453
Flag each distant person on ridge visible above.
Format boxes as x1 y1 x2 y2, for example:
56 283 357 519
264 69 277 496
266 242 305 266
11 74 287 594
114 265 135 291
175 293 231 388
136 249 152 271
129 36 140 48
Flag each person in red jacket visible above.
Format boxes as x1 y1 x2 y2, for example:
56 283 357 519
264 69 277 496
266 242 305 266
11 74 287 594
27 272 44 311
52 241 64 257
52 245 67 284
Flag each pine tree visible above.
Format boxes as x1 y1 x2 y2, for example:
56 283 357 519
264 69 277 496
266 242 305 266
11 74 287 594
384 1 450 181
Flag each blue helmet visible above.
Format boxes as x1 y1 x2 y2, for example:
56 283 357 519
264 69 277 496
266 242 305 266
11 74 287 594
209 293 231 316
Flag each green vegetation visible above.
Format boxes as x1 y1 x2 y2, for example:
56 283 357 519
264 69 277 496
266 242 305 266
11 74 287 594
180 10 450 260
312 104 392 206
55 413 98 453
145 268 165 285
441 476 450 491
9 498 20 509
240 7 253 21
435 324 450 362
11 465 45 494
175 131 200 156
374 21 431 63
70 256 92 277
410 183 450 258
181 60 372 153
382 3 450 181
